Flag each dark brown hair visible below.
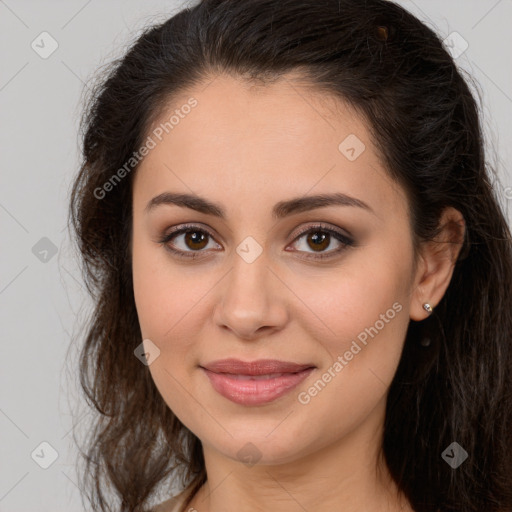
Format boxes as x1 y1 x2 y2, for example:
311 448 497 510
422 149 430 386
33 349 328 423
68 1 512 511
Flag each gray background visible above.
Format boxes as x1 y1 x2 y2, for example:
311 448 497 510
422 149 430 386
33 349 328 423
1 1 511 510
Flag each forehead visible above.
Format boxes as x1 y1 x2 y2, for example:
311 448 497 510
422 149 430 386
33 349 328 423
149 72 369 153
133 73 407 222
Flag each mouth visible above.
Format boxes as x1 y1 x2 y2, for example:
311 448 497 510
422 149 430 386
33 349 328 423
201 358 315 375
200 359 316 406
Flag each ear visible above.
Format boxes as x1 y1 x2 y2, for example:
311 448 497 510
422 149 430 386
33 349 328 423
409 206 466 321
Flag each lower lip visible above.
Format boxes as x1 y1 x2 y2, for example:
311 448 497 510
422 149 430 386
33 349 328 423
201 367 315 406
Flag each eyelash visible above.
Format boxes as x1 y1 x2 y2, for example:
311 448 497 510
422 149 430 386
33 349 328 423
157 223 355 261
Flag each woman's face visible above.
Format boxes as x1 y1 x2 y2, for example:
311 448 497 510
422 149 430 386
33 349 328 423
131 73 422 466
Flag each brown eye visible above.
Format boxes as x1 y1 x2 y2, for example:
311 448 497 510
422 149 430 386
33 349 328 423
159 225 220 259
183 230 209 250
289 225 355 260
159 223 355 261
305 231 331 252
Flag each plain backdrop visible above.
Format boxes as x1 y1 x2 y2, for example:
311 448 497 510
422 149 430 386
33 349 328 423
1 1 511 510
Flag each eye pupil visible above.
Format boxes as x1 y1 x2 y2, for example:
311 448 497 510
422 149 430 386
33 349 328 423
185 231 208 250
308 232 330 251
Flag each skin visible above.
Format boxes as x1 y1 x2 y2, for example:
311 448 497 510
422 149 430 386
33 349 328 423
131 72 465 512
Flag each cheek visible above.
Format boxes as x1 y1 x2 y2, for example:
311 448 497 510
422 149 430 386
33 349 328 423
289 259 411 438
132 244 165 338
293 247 413 377
132 239 201 422
132 230 196 339
312 256 406 316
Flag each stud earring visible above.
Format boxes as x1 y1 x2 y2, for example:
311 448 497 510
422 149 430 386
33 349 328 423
423 303 433 314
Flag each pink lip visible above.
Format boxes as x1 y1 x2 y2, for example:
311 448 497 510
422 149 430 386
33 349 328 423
200 359 315 406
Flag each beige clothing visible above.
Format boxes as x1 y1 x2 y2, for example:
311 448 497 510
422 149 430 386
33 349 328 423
153 483 198 512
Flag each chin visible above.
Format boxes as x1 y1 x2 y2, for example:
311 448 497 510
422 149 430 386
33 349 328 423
201 423 318 467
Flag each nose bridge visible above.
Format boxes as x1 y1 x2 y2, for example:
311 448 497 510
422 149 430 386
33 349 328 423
213 236 286 337
225 236 272 307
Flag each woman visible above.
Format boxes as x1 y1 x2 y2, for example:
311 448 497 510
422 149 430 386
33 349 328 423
68 0 512 511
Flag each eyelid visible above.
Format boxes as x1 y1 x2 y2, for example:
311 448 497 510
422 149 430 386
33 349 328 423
289 222 354 243
160 223 221 244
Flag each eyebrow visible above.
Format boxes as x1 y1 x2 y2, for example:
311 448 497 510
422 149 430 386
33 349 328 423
144 191 375 219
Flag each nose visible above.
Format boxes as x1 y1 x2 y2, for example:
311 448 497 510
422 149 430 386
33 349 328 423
212 251 289 341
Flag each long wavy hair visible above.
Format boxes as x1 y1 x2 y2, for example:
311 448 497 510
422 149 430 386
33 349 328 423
67 0 512 511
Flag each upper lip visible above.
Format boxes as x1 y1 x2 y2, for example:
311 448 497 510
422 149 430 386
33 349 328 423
201 358 315 375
